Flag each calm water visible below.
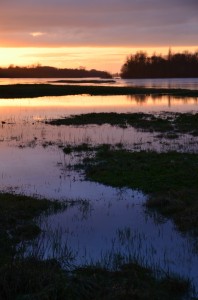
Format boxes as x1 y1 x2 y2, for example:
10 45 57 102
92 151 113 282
1 77 198 90
0 87 198 293
117 78 198 90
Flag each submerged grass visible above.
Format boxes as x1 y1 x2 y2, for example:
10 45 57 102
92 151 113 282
0 83 198 98
0 193 66 265
81 149 198 236
63 143 111 154
47 112 198 136
0 192 192 299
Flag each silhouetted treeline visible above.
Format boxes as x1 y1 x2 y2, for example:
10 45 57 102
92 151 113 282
0 65 112 78
121 50 198 78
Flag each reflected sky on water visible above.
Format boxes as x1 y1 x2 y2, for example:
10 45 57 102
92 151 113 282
0 89 198 294
1 77 198 90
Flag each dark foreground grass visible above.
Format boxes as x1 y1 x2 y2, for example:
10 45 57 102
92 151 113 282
81 149 198 235
0 193 191 300
47 112 198 136
1 83 198 98
0 193 66 266
0 259 191 300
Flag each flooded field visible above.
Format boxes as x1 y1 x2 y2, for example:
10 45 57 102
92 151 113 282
1 90 198 295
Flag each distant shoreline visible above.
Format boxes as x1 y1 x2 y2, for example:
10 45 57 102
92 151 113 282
0 66 112 79
0 84 198 98
48 79 116 84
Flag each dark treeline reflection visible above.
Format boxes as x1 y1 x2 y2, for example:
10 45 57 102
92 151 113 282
127 94 167 104
121 50 198 79
0 65 111 78
127 94 198 105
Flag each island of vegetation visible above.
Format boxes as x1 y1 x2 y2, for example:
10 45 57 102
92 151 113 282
46 112 198 136
121 50 198 78
1 84 198 98
0 65 111 78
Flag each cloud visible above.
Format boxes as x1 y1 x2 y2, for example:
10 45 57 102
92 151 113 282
30 32 46 37
0 0 197 47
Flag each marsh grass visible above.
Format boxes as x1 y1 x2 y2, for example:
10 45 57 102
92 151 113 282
63 143 94 154
79 149 198 235
0 192 192 299
0 258 191 300
0 193 69 265
70 262 190 300
175 112 198 136
47 112 198 136
1 84 198 98
63 143 111 154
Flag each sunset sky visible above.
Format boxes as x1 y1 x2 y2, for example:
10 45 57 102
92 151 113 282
0 0 197 73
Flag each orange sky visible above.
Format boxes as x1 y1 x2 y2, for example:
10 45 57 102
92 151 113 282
1 46 198 73
0 0 197 73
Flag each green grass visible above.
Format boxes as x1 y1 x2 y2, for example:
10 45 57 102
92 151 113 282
1 83 198 98
81 149 198 235
47 112 198 136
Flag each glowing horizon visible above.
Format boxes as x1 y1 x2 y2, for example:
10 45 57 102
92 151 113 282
0 46 198 73
0 0 197 73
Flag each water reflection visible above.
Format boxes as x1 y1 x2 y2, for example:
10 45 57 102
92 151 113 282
0 94 197 120
127 94 198 109
39 185 198 289
1 77 198 90
0 92 198 294
0 94 197 153
1 143 198 290
119 78 198 90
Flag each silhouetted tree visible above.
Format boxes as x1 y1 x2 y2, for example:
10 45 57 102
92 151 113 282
121 50 198 78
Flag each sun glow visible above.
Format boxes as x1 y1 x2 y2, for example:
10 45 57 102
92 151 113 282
30 32 46 37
